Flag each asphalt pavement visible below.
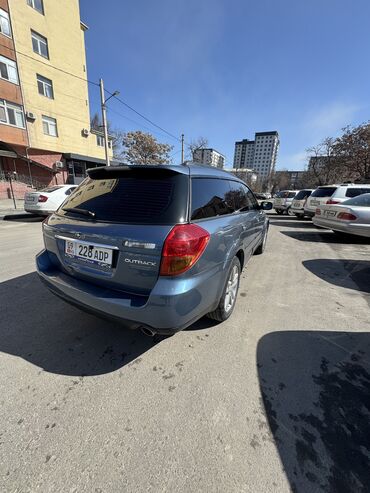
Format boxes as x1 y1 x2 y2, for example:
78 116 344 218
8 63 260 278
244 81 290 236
0 214 370 492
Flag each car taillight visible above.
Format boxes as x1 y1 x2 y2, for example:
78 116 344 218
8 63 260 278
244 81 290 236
315 208 321 215
337 212 357 221
160 224 210 276
38 195 48 202
326 199 340 204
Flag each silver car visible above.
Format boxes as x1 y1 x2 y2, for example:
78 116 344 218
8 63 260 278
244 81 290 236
313 193 370 237
273 190 298 215
290 189 313 218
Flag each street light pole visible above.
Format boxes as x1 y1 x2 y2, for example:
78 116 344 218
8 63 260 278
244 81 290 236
99 78 110 167
181 133 184 163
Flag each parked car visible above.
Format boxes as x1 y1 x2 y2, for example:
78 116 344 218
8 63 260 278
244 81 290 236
255 192 272 200
36 164 272 336
324 184 370 204
290 189 313 218
24 185 77 216
273 190 298 215
304 185 339 218
313 193 370 237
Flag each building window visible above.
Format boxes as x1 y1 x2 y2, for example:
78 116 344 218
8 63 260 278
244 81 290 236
31 30 49 58
42 115 57 136
0 8 11 37
96 134 112 148
27 0 44 14
0 99 25 128
37 74 53 98
0 55 18 84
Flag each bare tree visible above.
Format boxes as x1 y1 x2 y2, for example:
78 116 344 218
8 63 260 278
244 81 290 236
90 112 124 159
270 169 291 193
187 136 209 161
120 131 173 165
305 137 348 186
333 122 370 180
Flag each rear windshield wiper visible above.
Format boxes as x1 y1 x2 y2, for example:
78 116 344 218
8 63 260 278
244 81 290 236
62 207 96 218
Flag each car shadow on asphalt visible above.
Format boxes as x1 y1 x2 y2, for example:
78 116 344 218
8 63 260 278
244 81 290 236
0 272 215 376
281 230 370 244
269 220 317 229
303 259 370 295
3 215 43 223
0 272 161 377
257 330 370 493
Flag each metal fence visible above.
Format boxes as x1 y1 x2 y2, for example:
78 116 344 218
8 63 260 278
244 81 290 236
0 171 46 190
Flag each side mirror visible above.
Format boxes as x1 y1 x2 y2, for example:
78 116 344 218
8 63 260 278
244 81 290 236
260 201 273 211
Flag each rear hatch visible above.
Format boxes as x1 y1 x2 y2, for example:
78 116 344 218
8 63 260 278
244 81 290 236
306 186 337 210
274 191 296 207
291 190 312 210
44 166 189 295
24 191 41 207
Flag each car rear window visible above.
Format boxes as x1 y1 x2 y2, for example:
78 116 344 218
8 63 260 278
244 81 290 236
311 187 337 198
342 193 370 207
345 187 370 198
191 178 233 220
294 190 311 200
40 186 64 193
58 168 188 224
275 191 295 198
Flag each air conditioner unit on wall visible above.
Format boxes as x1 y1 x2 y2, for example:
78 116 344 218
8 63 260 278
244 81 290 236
82 128 89 136
55 161 64 169
26 111 36 120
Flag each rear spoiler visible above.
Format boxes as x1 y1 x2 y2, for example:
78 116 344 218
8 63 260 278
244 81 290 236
87 165 185 180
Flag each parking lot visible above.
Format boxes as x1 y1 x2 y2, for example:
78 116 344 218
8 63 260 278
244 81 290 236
1 213 370 492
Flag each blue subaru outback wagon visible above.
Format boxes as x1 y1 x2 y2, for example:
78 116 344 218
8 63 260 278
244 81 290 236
36 163 272 335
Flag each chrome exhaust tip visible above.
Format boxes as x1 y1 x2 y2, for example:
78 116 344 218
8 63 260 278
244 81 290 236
141 326 155 337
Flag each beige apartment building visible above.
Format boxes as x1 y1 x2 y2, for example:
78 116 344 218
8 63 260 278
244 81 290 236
0 0 112 198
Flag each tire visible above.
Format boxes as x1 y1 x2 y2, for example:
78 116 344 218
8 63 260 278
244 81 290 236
287 207 295 216
254 227 268 255
207 257 241 322
275 209 282 215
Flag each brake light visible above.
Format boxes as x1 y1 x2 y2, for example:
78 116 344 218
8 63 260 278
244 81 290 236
315 208 321 215
337 212 357 221
38 195 48 203
326 199 340 204
160 224 210 276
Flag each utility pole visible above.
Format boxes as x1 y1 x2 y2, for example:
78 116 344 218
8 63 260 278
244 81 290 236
99 78 110 167
181 133 184 163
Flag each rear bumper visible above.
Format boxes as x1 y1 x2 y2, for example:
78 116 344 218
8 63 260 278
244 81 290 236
312 217 370 237
290 207 304 215
25 205 52 215
36 249 225 334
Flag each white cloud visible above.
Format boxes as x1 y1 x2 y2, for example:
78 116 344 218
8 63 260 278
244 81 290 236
305 102 361 138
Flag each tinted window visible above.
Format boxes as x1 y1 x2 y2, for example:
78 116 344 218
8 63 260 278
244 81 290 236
227 181 248 211
294 190 312 200
287 192 297 198
275 191 294 198
345 187 370 198
191 178 233 220
342 193 370 207
59 169 188 224
311 187 337 198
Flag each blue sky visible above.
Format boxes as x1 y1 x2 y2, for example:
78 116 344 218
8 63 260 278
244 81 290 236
80 0 370 169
